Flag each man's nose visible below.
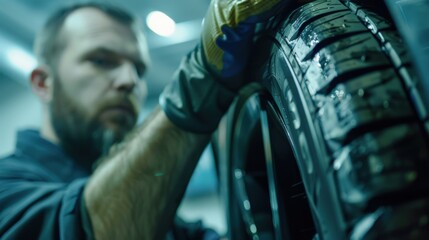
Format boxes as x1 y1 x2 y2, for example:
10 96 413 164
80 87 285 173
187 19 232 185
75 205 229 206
113 62 138 92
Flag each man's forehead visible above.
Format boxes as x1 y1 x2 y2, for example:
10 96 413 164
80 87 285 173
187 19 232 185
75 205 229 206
59 7 148 63
62 7 136 39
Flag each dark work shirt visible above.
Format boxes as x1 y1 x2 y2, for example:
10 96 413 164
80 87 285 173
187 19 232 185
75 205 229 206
0 129 219 240
0 129 90 240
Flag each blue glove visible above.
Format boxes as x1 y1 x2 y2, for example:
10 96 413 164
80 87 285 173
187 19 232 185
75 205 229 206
160 0 289 133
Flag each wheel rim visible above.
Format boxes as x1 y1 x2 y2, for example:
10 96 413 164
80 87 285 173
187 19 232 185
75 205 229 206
227 91 317 240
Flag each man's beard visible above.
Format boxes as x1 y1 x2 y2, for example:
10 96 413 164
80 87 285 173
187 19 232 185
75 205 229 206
50 77 137 170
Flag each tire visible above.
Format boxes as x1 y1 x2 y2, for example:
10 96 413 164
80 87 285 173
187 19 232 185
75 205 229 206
213 0 429 239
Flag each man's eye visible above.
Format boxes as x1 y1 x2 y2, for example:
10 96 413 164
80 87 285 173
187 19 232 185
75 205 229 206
135 64 146 78
89 56 118 68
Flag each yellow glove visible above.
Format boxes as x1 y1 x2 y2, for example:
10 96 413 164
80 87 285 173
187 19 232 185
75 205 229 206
203 0 287 80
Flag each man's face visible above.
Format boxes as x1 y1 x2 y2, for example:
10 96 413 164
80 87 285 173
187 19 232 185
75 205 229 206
49 8 147 162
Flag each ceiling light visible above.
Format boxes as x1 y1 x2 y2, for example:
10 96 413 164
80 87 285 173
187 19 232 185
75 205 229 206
6 47 36 75
146 11 176 37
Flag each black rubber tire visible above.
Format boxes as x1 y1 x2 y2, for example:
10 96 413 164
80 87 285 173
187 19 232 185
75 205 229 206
214 0 429 239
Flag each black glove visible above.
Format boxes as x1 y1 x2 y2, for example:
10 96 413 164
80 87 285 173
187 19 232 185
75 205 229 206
160 0 289 133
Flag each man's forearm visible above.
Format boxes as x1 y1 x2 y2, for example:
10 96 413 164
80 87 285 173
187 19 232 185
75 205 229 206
84 108 210 240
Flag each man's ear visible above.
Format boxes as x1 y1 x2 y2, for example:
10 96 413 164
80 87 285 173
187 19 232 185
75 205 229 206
30 66 54 103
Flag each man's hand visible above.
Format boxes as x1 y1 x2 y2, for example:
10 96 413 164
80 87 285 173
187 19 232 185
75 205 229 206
160 0 289 133
203 0 288 81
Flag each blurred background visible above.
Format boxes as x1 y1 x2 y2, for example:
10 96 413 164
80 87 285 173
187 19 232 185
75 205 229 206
0 0 225 235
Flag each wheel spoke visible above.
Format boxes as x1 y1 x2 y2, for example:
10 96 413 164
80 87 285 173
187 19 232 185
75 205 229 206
260 104 282 240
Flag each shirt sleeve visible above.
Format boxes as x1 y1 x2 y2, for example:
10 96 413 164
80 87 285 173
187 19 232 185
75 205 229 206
0 176 91 240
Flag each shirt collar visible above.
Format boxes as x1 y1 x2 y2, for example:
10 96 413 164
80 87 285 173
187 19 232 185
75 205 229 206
15 129 91 178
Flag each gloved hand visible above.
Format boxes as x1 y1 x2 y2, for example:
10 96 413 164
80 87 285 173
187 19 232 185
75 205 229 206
160 0 289 133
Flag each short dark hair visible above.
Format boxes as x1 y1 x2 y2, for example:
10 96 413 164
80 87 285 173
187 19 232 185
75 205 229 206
34 2 138 66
